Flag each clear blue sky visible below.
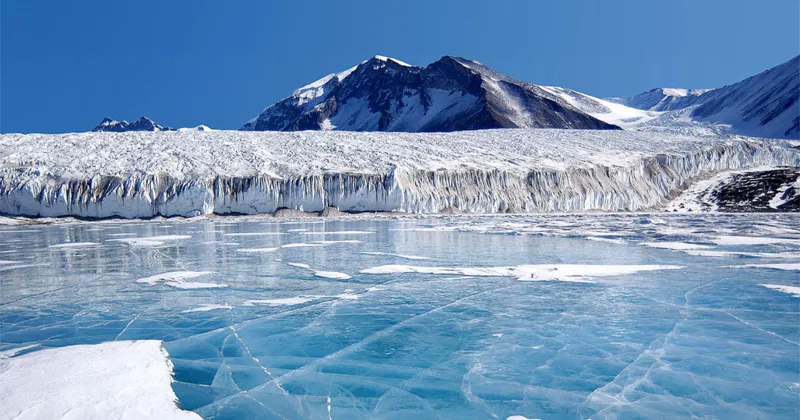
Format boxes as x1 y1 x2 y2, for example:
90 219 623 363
2 0 798 133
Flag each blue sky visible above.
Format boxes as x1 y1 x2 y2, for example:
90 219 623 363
2 0 798 133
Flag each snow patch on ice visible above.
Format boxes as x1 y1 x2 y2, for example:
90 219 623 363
136 271 226 289
299 231 374 236
360 264 683 283
0 340 201 420
243 297 316 307
759 284 800 297
48 242 101 249
223 232 285 237
360 251 432 260
236 247 280 253
641 242 713 250
712 236 800 246
182 304 232 313
281 242 325 248
107 235 192 246
585 237 627 245
288 262 351 280
734 264 800 271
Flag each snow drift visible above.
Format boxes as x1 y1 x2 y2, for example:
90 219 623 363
0 129 797 218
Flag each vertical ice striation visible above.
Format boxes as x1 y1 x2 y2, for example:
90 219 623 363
0 130 797 218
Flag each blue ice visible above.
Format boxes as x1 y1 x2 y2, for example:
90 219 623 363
0 214 798 419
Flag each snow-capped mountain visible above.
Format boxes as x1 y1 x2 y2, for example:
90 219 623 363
608 88 712 112
92 117 175 132
241 56 619 132
611 55 799 139
241 54 798 138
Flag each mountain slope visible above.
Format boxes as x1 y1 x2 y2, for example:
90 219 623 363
92 117 175 132
612 55 799 139
608 88 712 112
241 56 620 132
689 55 799 138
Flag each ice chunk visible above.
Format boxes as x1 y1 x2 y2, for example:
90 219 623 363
0 341 201 420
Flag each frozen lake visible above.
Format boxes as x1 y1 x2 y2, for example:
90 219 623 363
1 214 799 419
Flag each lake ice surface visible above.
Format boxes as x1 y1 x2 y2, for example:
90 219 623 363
0 214 798 419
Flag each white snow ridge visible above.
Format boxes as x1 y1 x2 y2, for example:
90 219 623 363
0 129 798 218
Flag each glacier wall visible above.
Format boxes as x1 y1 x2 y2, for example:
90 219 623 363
1 140 797 218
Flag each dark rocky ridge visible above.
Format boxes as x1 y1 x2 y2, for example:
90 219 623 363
92 117 175 132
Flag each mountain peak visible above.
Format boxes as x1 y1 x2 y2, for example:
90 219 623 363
240 56 619 132
369 55 414 67
91 116 175 132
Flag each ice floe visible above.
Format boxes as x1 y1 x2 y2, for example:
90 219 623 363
0 340 200 420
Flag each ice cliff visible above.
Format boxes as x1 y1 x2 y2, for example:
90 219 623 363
0 129 797 218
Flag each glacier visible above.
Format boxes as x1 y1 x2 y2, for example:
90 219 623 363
0 129 798 219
